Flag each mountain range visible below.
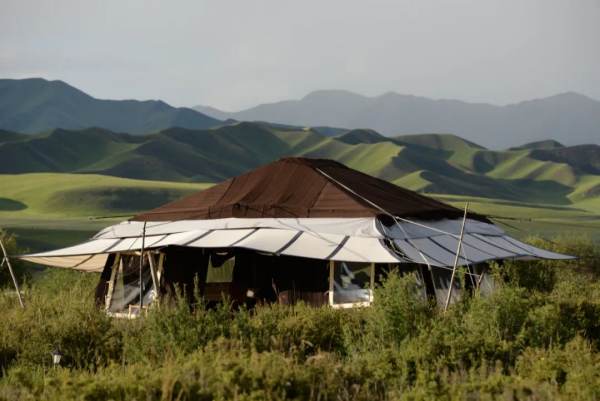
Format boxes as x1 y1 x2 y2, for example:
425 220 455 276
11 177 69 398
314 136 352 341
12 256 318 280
0 78 221 134
1 78 599 150
194 90 600 149
1 122 598 212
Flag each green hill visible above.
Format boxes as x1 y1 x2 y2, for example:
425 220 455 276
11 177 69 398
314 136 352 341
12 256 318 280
0 173 207 218
0 123 598 214
0 78 222 134
509 139 565 150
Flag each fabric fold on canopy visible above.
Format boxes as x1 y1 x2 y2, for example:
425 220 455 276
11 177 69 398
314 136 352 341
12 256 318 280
19 226 403 272
18 218 573 272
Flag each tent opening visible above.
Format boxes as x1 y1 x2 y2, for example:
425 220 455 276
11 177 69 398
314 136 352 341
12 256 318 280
96 246 491 316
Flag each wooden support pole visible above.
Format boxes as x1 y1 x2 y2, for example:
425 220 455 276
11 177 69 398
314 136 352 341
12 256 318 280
369 263 375 303
147 252 159 303
105 254 121 311
443 203 469 312
328 260 334 306
476 265 487 290
139 222 147 310
0 239 24 308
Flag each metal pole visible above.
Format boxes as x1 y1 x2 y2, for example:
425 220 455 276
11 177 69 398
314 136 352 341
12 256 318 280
0 239 24 308
444 203 469 312
139 221 147 311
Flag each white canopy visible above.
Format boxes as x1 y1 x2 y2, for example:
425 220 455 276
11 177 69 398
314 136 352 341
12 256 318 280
18 217 572 272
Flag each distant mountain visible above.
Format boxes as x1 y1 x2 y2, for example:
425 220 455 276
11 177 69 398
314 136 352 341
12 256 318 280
510 140 565 151
194 90 600 149
530 145 600 175
0 123 598 210
0 129 27 143
0 78 222 134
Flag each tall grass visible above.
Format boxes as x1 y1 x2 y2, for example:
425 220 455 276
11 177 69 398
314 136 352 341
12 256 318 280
1 236 599 400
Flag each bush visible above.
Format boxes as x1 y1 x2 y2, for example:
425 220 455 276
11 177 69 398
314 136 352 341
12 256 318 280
517 336 600 399
1 235 600 400
365 271 433 347
0 269 121 372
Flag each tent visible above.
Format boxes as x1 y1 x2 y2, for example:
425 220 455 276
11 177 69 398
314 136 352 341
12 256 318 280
18 158 571 315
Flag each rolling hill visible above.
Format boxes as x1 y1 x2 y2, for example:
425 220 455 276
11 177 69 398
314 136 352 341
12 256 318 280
0 123 598 213
0 78 222 134
194 90 600 149
0 173 207 218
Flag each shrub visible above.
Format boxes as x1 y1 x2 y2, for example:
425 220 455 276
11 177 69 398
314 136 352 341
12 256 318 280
1 235 600 400
365 271 433 347
0 269 121 371
516 336 600 399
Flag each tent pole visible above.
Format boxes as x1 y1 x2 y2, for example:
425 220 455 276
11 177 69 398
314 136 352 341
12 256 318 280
369 263 375 303
328 260 334 306
443 203 469 312
476 265 486 289
139 221 147 311
0 239 24 308
147 251 159 304
105 254 121 311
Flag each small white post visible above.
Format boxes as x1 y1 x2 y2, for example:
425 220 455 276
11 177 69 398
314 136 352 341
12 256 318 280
444 202 469 312
0 239 24 308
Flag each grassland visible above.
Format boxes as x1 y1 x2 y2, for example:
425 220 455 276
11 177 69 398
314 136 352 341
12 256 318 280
0 173 207 218
0 173 208 251
436 194 600 242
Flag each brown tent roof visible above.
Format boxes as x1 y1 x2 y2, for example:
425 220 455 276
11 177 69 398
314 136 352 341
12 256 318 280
132 157 485 222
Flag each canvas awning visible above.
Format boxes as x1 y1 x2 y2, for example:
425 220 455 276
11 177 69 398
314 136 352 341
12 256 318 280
18 217 572 272
16 158 573 272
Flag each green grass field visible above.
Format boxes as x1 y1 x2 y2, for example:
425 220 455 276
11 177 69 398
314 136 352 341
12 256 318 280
0 173 209 251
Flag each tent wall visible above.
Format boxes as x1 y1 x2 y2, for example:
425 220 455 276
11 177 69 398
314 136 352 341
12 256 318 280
95 246 499 312
161 246 209 303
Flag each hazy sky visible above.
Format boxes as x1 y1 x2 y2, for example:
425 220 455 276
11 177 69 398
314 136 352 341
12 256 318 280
2 0 599 110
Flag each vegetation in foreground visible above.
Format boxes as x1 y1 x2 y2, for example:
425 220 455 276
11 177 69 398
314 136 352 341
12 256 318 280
1 233 600 401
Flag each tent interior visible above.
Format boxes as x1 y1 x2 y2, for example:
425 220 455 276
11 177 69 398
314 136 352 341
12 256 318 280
17 157 572 317
93 246 495 317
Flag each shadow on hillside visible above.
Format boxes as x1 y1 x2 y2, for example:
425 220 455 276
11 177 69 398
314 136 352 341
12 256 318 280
0 198 27 211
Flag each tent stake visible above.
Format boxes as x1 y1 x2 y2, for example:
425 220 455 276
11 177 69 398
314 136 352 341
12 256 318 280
443 203 469 312
0 239 24 308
